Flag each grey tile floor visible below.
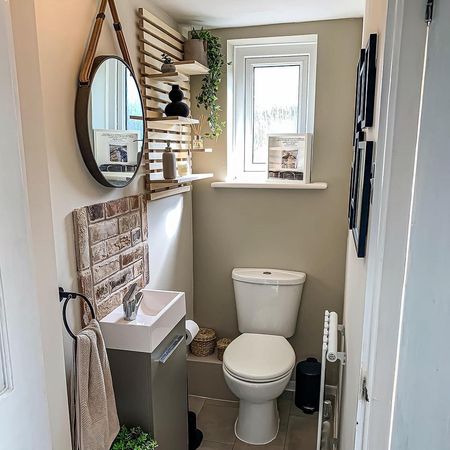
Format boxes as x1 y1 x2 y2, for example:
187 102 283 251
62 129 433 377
189 392 317 450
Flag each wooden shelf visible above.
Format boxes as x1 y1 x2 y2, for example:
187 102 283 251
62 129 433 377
146 185 191 201
190 148 213 153
173 60 209 76
149 173 213 184
146 116 199 125
145 72 189 84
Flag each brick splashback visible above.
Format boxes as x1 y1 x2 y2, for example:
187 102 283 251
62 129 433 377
73 195 149 322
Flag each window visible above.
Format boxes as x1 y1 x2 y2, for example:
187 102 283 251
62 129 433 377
228 35 317 180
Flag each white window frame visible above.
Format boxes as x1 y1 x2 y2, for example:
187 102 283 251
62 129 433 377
227 35 318 181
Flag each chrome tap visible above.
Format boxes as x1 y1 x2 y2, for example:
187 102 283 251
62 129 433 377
122 283 142 321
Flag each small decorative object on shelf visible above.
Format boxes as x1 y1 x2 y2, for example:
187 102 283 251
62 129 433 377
177 159 190 177
160 53 176 73
165 84 190 118
217 338 232 361
190 327 216 357
191 115 206 150
162 142 177 180
184 37 208 67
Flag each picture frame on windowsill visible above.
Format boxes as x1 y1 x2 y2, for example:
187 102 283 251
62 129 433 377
267 133 313 184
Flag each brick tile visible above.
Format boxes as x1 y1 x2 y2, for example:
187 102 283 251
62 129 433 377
121 244 144 267
92 256 120 284
143 242 149 285
109 267 134 293
73 208 90 270
106 232 131 257
89 219 118 244
133 260 143 278
118 212 140 233
129 195 140 210
105 198 129 218
94 280 110 303
91 241 107 264
97 291 122 320
78 269 93 302
87 203 105 223
140 195 148 240
131 228 141 246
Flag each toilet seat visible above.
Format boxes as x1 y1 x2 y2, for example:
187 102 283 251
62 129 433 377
223 333 295 383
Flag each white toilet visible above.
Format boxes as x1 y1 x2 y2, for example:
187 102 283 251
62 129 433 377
223 268 306 445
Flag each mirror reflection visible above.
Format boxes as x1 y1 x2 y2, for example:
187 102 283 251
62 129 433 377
89 58 144 187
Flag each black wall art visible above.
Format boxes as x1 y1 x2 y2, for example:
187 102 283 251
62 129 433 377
348 33 377 258
349 138 374 257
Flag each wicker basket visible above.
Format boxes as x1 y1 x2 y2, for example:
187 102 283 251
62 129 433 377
190 328 216 357
217 338 232 361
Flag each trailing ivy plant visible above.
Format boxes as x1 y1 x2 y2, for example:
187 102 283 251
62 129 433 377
191 28 225 139
111 425 157 450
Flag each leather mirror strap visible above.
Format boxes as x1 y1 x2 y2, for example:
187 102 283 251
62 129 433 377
79 0 134 85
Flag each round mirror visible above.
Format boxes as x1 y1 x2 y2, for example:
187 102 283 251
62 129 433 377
75 56 145 188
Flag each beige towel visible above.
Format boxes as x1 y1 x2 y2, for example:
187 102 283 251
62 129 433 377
72 319 120 450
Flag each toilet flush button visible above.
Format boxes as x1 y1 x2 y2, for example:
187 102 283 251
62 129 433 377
263 271 272 275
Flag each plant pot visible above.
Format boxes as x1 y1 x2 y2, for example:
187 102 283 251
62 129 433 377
161 62 176 73
184 39 208 67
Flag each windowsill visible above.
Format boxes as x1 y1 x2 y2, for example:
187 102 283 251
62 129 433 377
211 180 328 190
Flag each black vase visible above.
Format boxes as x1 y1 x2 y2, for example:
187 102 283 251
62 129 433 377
165 85 190 117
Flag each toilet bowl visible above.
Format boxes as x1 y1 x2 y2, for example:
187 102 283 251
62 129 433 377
224 268 306 445
223 333 295 444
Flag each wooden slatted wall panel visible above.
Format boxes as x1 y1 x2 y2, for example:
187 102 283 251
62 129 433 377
138 8 193 198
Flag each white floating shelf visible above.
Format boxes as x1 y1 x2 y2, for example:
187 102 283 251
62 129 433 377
150 173 214 184
145 71 189 84
146 116 199 125
211 181 328 190
190 148 213 153
173 60 209 76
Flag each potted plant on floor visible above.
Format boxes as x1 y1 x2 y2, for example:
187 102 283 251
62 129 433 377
111 425 157 450
189 28 225 139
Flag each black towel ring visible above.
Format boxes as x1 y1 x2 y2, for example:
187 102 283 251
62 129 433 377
59 287 96 340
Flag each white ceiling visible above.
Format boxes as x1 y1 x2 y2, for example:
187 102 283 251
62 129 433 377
150 0 364 29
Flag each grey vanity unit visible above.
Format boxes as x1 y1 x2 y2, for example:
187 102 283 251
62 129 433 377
107 318 188 450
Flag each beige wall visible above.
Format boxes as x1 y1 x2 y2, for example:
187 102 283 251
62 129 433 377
12 0 193 410
340 0 389 448
191 19 362 367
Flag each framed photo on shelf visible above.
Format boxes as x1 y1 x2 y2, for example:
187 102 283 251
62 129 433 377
349 137 374 258
267 134 313 183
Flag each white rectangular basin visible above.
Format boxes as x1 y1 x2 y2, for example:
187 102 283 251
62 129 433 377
100 286 186 354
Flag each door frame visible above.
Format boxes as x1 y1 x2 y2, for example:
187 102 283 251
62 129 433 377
353 0 429 448
1 1 72 448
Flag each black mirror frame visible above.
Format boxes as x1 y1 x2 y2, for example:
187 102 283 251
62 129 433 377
75 55 145 188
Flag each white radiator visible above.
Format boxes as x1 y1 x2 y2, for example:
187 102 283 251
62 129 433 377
316 310 346 450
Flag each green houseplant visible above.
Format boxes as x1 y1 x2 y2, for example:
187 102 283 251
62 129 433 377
190 28 225 139
111 425 157 450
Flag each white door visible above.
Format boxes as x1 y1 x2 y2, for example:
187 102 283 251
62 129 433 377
357 0 450 448
0 2 53 449
389 1 450 447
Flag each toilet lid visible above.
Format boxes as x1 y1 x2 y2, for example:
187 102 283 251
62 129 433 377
223 333 295 382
